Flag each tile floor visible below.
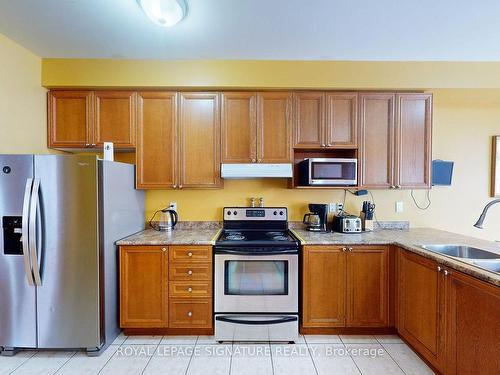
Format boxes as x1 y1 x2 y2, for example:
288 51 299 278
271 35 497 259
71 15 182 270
0 334 435 375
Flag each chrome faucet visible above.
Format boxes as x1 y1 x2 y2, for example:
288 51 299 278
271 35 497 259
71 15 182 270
474 199 500 228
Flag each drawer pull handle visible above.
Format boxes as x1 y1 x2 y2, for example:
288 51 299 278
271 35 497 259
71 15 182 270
188 252 193 257
187 270 193 275
187 311 193 317
188 287 193 292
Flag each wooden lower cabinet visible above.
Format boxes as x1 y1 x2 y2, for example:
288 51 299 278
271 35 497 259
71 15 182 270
446 269 500 374
346 246 389 327
302 245 388 329
398 250 446 371
119 246 168 328
169 298 213 328
302 246 346 327
120 245 213 332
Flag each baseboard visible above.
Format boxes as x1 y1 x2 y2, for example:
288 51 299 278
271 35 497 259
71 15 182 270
300 326 397 335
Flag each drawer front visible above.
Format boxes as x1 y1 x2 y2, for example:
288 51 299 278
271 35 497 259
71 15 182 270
169 298 213 328
169 281 212 298
169 246 212 263
169 262 212 281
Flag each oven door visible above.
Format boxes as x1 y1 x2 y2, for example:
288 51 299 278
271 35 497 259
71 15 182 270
309 158 357 185
214 252 298 313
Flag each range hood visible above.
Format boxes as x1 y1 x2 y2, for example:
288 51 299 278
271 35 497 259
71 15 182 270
221 163 293 179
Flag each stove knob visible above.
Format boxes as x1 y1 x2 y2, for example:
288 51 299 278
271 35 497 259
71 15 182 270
273 211 277 215
227 211 231 215
233 211 237 215
279 211 284 216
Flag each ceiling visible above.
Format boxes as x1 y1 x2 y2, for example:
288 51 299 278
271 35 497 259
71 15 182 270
1 0 499 60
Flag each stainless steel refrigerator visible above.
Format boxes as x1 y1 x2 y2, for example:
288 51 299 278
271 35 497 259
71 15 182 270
0 155 145 356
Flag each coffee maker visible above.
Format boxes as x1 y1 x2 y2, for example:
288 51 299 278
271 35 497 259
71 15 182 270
303 203 329 232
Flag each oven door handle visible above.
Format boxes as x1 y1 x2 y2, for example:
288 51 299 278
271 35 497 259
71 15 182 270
215 316 298 325
214 248 298 255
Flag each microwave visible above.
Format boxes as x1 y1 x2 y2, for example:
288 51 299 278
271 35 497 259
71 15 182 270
298 158 358 186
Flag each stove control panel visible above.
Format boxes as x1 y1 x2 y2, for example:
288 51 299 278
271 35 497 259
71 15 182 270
224 207 288 221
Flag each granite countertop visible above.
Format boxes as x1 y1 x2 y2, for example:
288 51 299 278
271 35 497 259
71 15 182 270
291 227 500 286
116 228 221 246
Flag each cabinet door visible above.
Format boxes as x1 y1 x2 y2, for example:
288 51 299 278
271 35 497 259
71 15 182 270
48 91 92 148
395 94 432 189
359 93 395 188
257 92 292 163
136 92 177 189
221 92 257 162
398 250 445 371
302 246 346 327
119 246 168 328
293 92 325 148
446 271 500 374
325 92 358 147
94 91 136 148
346 246 388 327
179 92 222 188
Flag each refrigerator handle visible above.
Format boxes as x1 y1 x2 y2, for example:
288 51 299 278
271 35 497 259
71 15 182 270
22 178 35 286
29 178 42 286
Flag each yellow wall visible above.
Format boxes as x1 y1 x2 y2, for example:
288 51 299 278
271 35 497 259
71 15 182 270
0 34 47 154
0 53 494 241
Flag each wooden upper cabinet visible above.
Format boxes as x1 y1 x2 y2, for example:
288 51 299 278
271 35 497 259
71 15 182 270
136 92 177 189
179 92 222 188
302 246 346 327
346 246 388 327
257 92 293 163
359 93 395 188
94 91 136 148
395 94 432 189
446 270 500 375
398 250 445 371
293 92 325 148
325 92 358 147
221 92 257 163
120 246 168 328
48 91 92 148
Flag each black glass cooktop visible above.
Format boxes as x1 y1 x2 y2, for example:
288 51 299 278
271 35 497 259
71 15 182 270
216 229 299 246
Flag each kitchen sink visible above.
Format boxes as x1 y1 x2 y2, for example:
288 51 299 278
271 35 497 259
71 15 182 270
469 260 500 273
420 244 500 260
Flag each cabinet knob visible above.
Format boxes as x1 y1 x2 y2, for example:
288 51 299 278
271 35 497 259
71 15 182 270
257 159 262 163
162 247 167 252
390 185 396 189
342 247 347 252
348 247 353 252
321 143 326 147
187 311 193 317
188 252 193 257
443 270 450 276
252 159 256 163
327 143 332 147
179 185 183 189
173 184 177 189
437 266 442 272
396 185 401 189
187 270 193 275
188 287 193 293
91 143 96 147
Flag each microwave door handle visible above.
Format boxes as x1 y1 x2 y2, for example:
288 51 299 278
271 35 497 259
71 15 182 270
22 178 35 286
215 316 298 325
29 178 42 286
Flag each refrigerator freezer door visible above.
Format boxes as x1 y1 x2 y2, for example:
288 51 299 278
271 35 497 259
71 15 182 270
0 155 37 349
35 155 100 349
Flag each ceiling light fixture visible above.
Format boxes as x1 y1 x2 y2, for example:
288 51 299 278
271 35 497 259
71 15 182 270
138 0 187 27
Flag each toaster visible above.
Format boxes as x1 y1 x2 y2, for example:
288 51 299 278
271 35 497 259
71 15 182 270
333 215 362 233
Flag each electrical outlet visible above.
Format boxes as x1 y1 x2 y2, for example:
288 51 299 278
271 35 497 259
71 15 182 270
337 203 344 215
169 201 177 211
395 201 404 213
329 203 336 213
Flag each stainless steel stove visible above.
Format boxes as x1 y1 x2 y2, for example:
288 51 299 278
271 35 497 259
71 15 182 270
214 207 299 343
